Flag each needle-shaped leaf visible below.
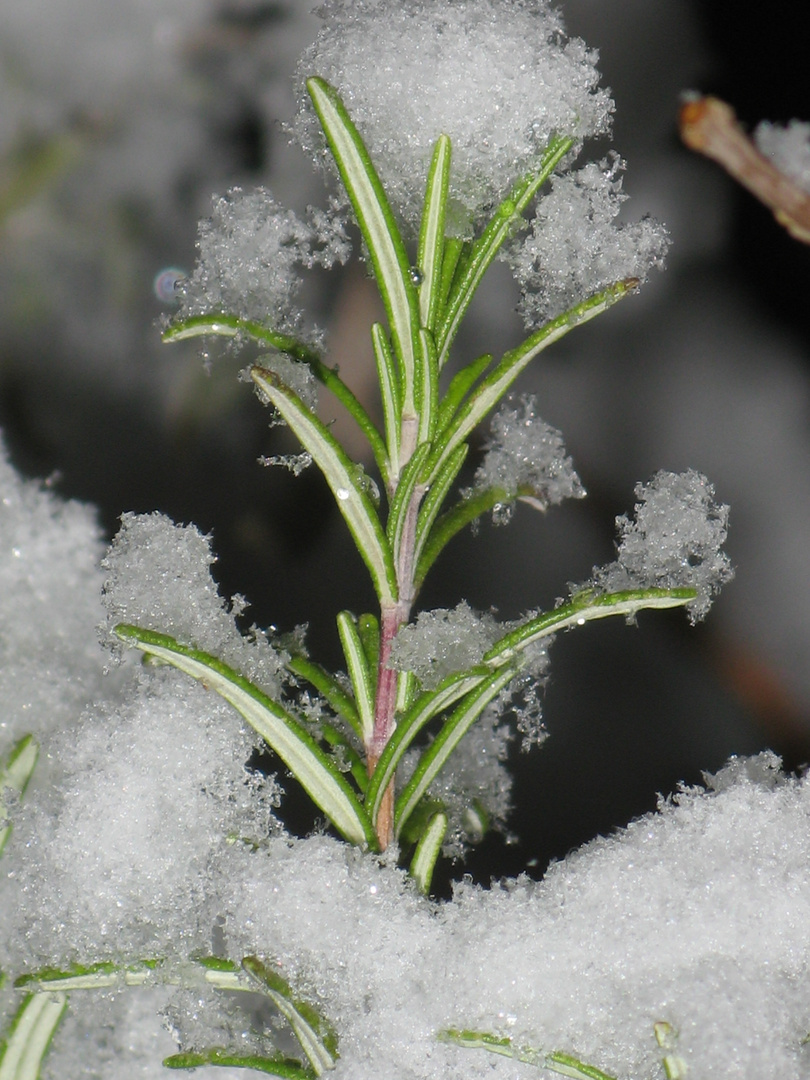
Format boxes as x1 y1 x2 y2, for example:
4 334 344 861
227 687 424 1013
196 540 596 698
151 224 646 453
412 443 468 587
285 654 363 742
337 612 375 744
426 280 636 486
436 236 468 316
371 323 401 483
416 328 439 445
417 135 452 331
386 442 430 557
307 77 420 416
163 1049 314 1077
434 352 492 435
365 670 487 825
242 957 338 1076
438 1030 618 1079
394 665 517 838
164 313 390 485
483 587 697 666
409 809 448 895
435 134 574 369
114 625 377 850
414 487 507 592
0 992 67 1080
252 366 397 606
15 960 162 992
0 735 38 858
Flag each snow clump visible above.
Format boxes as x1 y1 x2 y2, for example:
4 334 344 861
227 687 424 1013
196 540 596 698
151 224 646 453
0 437 106 751
591 468 733 621
389 602 501 690
510 154 669 325
177 187 350 342
755 119 810 193
102 511 289 696
294 0 613 236
471 394 584 521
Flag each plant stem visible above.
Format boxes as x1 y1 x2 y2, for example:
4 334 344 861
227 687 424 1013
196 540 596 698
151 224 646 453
370 415 427 849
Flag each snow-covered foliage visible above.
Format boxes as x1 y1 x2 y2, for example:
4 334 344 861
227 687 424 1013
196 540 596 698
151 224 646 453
509 154 669 325
293 0 613 236
755 119 810 194
389 602 501 690
592 469 733 622
471 394 584 519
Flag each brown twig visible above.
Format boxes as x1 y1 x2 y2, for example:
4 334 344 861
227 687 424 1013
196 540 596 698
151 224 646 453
679 95 810 245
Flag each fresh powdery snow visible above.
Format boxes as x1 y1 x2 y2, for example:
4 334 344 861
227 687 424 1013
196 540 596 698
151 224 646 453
293 0 613 236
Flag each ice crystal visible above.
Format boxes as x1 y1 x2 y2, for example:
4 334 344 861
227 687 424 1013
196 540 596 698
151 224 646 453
591 469 733 622
510 154 669 325
294 0 612 236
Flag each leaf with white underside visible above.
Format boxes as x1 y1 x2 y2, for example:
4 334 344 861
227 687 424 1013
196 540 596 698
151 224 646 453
438 1030 618 1080
483 588 697 666
371 323 400 482
365 670 487 825
435 134 574 369
0 735 38 858
114 625 376 850
409 809 448 895
417 135 451 331
242 957 338 1075
394 665 517 837
426 280 637 486
251 366 397 606
0 993 67 1080
336 612 375 744
163 313 390 485
307 77 420 416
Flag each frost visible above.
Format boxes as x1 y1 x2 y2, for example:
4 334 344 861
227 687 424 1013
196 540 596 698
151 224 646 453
471 394 584 519
102 512 288 695
755 119 810 194
510 154 669 325
591 469 733 622
389 602 501 689
0 436 106 752
294 0 613 236
177 187 350 334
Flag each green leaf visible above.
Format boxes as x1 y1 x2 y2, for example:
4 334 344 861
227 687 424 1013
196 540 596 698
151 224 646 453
409 809 448 894
417 135 452 331
435 134 574 369
436 236 467 316
114 625 377 850
386 442 430 559
251 366 397 606
426 280 637 486
163 1049 314 1077
307 78 420 416
285 655 363 743
0 993 67 1080
242 957 338 1075
0 735 38 858
365 671 487 826
371 323 401 483
414 486 507 591
483 588 697 667
438 1030 618 1079
411 443 469 587
416 328 439 445
319 722 368 795
336 612 375 745
357 613 380 675
163 313 390 486
434 352 492 435
394 665 517 838
15 959 161 992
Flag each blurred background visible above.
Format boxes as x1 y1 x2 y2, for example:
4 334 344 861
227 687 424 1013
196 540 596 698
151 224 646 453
1 0 809 886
